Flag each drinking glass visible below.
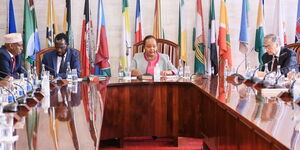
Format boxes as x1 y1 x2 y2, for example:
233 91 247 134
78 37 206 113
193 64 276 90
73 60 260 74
184 66 191 79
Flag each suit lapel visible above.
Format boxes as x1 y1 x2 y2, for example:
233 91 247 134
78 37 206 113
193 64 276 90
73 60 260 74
52 52 58 73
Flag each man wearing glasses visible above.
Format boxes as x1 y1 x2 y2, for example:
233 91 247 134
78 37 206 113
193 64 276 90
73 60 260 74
262 34 298 76
0 33 24 79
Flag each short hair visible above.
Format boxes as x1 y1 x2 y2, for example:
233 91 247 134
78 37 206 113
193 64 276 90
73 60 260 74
264 34 279 44
143 35 157 46
55 33 69 45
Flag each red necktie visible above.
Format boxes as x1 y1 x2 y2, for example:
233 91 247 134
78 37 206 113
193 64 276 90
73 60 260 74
11 56 15 73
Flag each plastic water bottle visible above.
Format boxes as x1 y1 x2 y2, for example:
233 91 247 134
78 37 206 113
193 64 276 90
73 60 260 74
293 80 300 102
40 64 46 80
224 59 229 77
41 71 50 112
118 62 124 77
264 63 269 74
66 62 72 81
276 65 285 86
71 69 78 82
154 64 161 81
32 66 39 90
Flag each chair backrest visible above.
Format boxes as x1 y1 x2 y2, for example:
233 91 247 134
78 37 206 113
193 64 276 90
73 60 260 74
285 43 300 64
36 47 56 76
132 38 180 68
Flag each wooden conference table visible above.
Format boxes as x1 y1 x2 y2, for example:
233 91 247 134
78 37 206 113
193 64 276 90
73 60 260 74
14 75 298 149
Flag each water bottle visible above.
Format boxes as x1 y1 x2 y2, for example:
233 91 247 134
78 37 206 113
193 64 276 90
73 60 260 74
71 69 78 82
154 64 161 81
224 59 229 77
264 63 269 74
66 62 72 81
40 64 46 80
276 65 284 86
32 66 39 90
293 79 300 102
118 62 124 77
41 71 50 112
178 60 184 77
26 69 33 91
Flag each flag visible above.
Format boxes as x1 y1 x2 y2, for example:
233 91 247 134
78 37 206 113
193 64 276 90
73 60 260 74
218 0 232 77
208 0 218 75
178 0 187 62
192 0 205 74
46 0 57 48
273 0 287 46
153 0 164 39
23 0 41 64
120 0 131 71
8 0 16 33
255 0 265 69
64 0 74 48
135 0 143 43
296 0 300 42
95 0 111 76
80 0 96 77
239 0 250 54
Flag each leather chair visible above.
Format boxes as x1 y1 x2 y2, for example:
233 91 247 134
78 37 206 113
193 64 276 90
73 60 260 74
132 39 180 68
285 43 300 64
36 47 56 76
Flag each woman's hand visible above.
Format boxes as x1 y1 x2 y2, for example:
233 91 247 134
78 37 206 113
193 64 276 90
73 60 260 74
131 69 142 76
160 70 173 76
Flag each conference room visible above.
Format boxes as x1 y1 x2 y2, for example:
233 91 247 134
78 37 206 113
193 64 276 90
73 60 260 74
0 0 300 149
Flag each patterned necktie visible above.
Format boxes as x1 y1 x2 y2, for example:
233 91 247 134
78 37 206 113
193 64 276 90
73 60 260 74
11 56 15 73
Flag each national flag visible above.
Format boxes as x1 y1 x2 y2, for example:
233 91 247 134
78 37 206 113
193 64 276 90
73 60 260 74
120 0 132 71
135 0 143 43
208 0 218 75
296 0 300 42
178 0 187 62
46 0 57 48
80 0 96 77
95 0 111 76
7 0 16 33
218 0 232 77
239 0 250 54
64 0 74 48
23 0 41 65
153 0 164 39
255 0 265 69
273 0 287 46
192 0 205 74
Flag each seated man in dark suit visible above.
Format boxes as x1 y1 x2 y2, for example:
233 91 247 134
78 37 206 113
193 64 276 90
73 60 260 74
42 33 80 79
0 33 24 79
262 34 298 76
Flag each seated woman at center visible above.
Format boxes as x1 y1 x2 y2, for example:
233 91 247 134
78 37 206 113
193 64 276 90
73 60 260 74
131 35 178 76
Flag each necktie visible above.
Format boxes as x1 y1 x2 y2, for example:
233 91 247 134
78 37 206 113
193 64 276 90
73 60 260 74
59 55 65 73
271 56 278 71
11 56 15 73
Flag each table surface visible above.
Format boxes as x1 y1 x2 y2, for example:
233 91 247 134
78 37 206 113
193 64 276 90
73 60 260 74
12 76 300 150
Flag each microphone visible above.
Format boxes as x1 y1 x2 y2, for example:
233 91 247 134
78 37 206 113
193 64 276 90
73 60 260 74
125 41 131 57
2 86 18 112
229 48 255 82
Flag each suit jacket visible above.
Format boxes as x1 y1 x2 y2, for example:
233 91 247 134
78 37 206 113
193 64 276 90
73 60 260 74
42 48 80 78
262 47 298 75
0 46 23 79
131 53 178 75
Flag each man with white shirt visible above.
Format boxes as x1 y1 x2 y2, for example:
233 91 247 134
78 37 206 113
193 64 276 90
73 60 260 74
262 34 298 76
42 33 80 78
0 33 24 79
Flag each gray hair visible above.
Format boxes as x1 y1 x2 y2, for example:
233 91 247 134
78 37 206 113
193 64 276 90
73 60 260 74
264 34 279 44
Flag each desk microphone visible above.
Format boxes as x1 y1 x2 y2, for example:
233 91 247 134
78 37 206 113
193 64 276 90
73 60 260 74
231 47 255 80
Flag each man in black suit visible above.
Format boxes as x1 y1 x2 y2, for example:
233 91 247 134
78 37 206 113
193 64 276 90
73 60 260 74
262 34 298 76
0 33 24 79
